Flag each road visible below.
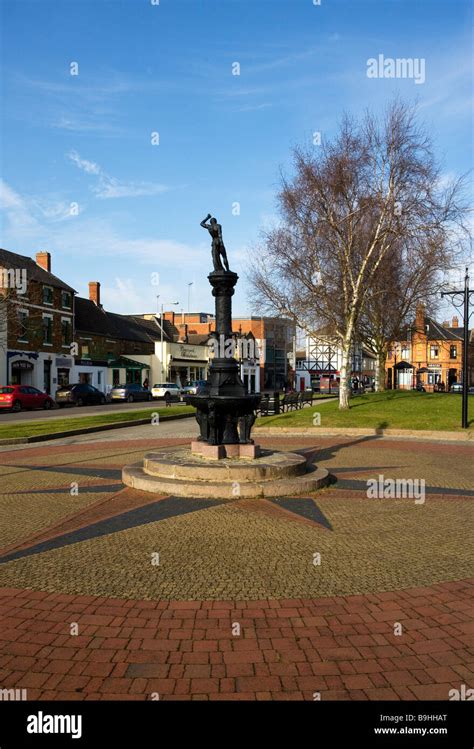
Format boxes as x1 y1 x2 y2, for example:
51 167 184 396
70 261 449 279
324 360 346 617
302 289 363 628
0 399 186 423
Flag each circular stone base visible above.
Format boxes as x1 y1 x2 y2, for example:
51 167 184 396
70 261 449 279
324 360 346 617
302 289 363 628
122 447 330 499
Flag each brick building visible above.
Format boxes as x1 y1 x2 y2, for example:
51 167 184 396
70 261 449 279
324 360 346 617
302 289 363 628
160 311 294 392
386 304 467 391
0 249 75 394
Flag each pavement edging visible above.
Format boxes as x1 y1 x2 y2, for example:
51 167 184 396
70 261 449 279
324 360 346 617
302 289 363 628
255 425 474 441
0 411 195 445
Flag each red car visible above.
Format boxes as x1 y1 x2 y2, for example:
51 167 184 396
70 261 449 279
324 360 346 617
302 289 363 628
0 385 55 412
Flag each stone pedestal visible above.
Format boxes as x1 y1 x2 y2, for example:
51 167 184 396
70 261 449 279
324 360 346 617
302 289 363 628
191 441 261 459
122 448 330 499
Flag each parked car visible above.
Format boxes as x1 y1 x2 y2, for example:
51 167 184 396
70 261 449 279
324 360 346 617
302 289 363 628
0 385 55 412
56 383 106 407
151 383 182 403
450 382 463 393
180 380 207 397
110 383 153 403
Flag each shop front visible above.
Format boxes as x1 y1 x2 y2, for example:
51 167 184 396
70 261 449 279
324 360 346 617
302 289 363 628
168 343 208 388
107 356 150 390
73 358 109 393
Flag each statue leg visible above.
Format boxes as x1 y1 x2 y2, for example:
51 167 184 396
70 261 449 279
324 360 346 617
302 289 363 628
212 243 223 271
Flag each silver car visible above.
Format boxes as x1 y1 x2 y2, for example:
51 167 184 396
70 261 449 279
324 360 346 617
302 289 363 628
110 383 153 403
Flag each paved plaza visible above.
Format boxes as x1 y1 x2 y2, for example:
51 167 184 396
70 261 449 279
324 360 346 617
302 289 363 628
0 425 472 700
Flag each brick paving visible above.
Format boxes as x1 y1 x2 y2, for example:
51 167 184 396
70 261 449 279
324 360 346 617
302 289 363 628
0 580 472 700
0 432 472 700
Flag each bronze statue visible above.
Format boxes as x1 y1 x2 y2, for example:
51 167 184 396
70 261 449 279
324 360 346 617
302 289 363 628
200 214 230 272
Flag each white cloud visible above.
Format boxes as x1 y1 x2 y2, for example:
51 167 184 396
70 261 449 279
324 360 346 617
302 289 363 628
67 150 169 199
67 150 101 175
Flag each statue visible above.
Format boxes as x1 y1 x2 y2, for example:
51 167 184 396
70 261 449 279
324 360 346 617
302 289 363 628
200 214 230 272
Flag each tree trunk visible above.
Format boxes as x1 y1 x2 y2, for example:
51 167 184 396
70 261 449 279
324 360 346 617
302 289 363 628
374 350 386 392
339 337 351 409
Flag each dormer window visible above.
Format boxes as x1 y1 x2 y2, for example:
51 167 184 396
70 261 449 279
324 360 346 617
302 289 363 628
43 285 53 305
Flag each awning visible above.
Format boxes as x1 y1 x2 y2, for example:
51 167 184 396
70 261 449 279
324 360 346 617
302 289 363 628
416 367 429 373
108 356 149 370
394 360 414 370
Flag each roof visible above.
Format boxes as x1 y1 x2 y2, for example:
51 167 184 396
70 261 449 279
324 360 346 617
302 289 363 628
75 298 171 342
425 317 463 342
0 248 75 292
187 333 211 345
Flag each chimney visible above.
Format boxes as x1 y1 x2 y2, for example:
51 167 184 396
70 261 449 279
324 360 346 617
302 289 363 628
89 281 101 307
36 251 51 272
452 316 459 328
415 303 425 331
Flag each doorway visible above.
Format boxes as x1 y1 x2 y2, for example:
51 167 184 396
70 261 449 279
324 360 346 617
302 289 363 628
43 360 52 394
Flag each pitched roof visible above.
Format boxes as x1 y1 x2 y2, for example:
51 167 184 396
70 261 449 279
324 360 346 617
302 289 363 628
0 248 75 292
74 299 171 342
425 317 463 342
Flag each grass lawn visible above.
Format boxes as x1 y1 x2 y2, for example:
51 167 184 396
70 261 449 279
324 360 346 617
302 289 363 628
0 405 195 440
256 390 474 432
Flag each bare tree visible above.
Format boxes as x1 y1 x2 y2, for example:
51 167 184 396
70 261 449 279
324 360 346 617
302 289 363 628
249 100 468 408
358 233 457 390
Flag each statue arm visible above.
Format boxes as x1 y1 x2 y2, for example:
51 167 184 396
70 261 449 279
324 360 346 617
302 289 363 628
200 214 212 229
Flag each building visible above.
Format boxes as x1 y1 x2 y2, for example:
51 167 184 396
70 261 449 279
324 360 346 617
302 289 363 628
386 304 466 391
73 283 164 391
0 249 75 394
295 328 375 390
160 312 294 392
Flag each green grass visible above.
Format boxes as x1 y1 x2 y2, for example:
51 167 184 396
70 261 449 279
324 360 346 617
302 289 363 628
0 405 195 440
256 390 474 431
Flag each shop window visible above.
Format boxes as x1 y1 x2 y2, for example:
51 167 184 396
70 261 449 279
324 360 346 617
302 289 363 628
57 368 69 387
113 369 120 386
43 286 53 305
42 315 52 344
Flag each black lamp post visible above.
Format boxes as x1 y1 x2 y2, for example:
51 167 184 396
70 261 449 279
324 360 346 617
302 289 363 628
441 267 473 429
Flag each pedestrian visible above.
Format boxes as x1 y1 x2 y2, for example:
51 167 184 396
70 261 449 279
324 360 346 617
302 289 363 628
143 378 149 390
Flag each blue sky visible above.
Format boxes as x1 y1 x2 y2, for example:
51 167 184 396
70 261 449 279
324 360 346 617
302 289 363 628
1 0 472 316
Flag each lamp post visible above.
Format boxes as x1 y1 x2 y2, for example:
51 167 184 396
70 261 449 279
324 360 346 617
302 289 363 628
441 267 473 429
187 282 193 314
159 301 179 383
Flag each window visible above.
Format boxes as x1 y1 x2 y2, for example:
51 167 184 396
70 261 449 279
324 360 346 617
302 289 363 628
430 346 439 359
61 291 72 309
17 310 29 341
401 346 409 359
81 344 90 358
43 286 53 305
450 345 457 359
61 318 72 346
97 371 102 386
42 315 52 344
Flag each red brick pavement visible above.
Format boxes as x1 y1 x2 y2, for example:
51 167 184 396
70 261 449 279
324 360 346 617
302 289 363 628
0 580 472 701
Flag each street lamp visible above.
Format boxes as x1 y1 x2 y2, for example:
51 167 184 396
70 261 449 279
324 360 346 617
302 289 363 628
159 301 179 382
187 282 194 314
441 267 473 429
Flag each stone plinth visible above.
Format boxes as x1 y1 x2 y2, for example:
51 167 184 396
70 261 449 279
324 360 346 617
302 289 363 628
191 441 261 459
122 448 330 499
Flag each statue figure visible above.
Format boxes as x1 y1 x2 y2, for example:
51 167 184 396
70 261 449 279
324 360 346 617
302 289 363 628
200 214 230 272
